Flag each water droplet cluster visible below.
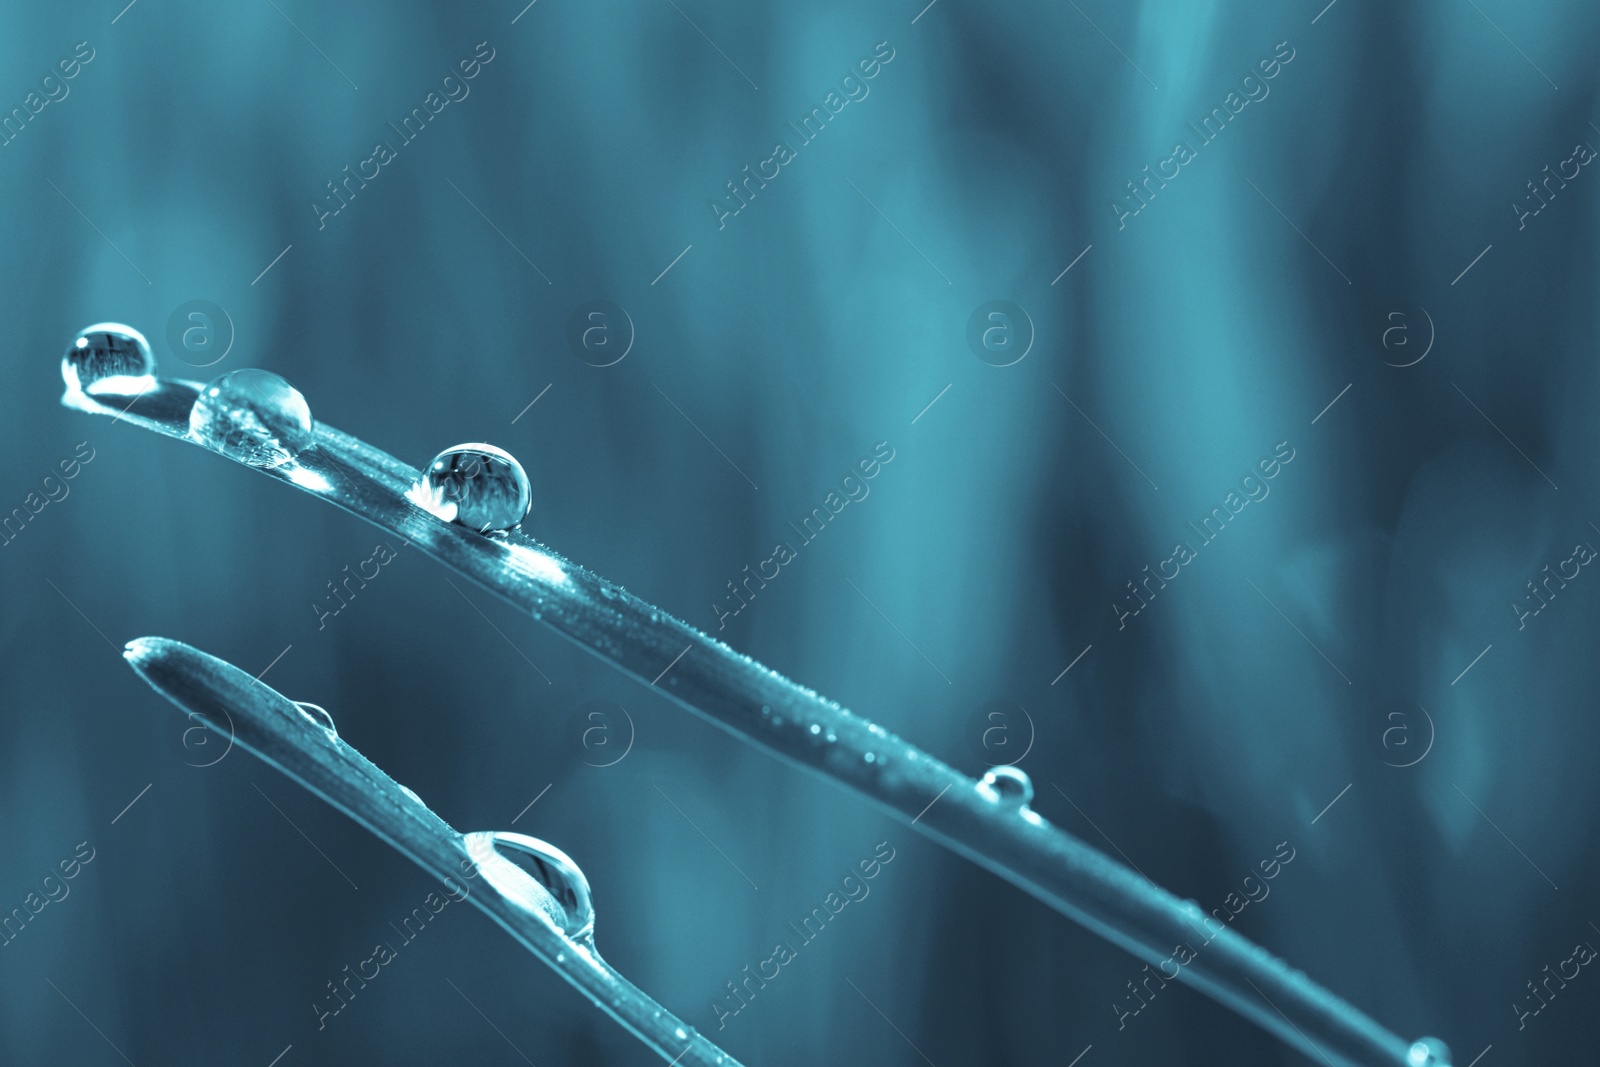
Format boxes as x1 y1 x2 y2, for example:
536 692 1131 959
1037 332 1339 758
64 326 540 530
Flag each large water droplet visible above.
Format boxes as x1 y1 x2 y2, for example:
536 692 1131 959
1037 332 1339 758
409 443 531 533
63 323 156 397
980 766 1033 807
1406 1038 1452 1067
189 369 313 469
294 701 337 739
489 831 594 940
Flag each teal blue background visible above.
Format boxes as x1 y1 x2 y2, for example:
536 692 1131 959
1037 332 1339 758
2 0 1598 1063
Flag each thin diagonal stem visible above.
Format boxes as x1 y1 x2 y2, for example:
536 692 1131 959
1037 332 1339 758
70 370 1438 1067
125 637 740 1067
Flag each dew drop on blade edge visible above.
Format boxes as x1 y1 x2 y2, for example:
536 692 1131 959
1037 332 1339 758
63 323 157 397
409 443 532 533
1406 1037 1452 1067
294 701 338 739
980 766 1034 807
488 831 595 940
189 368 313 469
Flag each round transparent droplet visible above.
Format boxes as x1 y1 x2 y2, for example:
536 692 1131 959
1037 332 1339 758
1406 1038 1452 1067
294 701 337 739
189 369 313 469
63 323 156 397
398 784 424 806
490 831 594 940
980 766 1034 807
409 443 531 532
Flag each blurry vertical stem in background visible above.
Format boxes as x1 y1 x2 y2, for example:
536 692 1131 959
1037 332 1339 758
62 329 1453 1067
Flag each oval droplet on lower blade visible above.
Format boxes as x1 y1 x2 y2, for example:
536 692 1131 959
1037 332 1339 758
980 766 1034 807
408 443 531 533
293 701 337 739
487 831 594 941
189 369 313 469
63 323 157 397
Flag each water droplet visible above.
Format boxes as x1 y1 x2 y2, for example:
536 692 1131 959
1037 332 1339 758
980 766 1033 807
294 701 337 739
189 369 312 469
489 831 594 940
864 752 877 763
63 323 156 397
410 443 531 533
1406 1038 1452 1067
809 723 822 736
398 784 424 806
675 1027 688 1041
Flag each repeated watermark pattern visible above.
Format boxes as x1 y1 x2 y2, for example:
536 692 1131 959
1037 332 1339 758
709 840 897 1030
709 41 897 231
0 41 95 150
1111 40 1296 229
1113 441 1296 630
712 441 896 630
1 442 96 549
1113 840 1296 1030
0 842 96 950
15 0 1600 1062
313 42 497 229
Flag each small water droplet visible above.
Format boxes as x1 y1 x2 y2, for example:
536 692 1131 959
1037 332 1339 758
189 369 312 469
63 323 156 397
809 723 822 736
398 784 423 806
980 766 1033 807
294 701 337 739
675 1027 688 1041
864 752 877 763
1406 1038 1452 1067
555 951 565 963
409 443 532 533
490 831 595 940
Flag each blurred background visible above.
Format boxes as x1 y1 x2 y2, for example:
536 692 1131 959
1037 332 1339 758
1 0 1596 1063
